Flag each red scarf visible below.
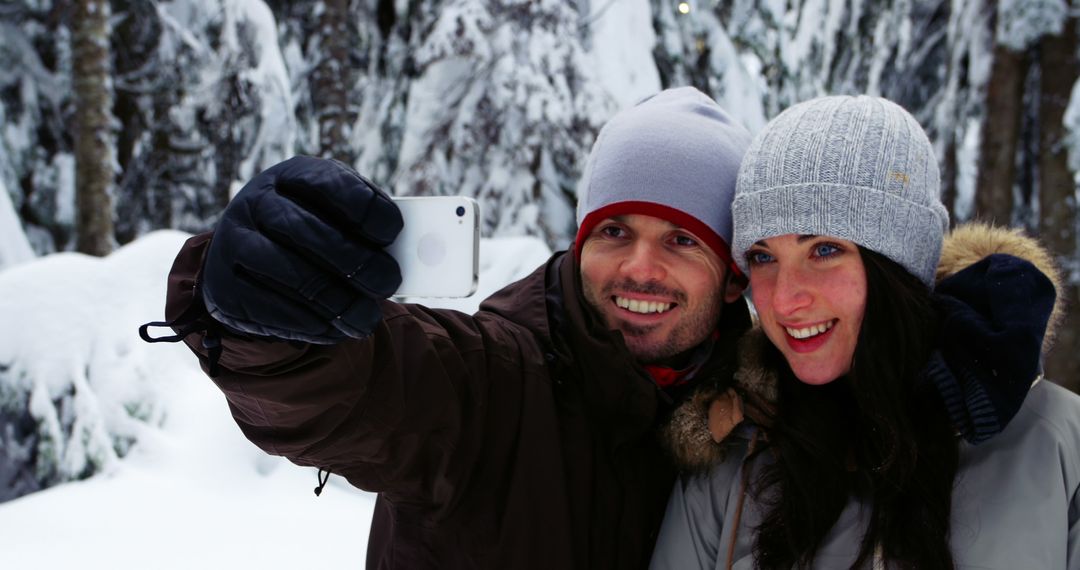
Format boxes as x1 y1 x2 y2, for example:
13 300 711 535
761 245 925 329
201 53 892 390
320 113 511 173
643 330 721 389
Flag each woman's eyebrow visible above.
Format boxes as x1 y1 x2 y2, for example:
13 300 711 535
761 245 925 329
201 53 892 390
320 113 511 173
796 234 819 243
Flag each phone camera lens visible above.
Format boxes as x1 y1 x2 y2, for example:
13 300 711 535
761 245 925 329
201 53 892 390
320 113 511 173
456 206 466 217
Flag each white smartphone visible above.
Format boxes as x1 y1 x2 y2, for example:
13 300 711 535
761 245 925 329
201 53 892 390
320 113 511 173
387 196 480 298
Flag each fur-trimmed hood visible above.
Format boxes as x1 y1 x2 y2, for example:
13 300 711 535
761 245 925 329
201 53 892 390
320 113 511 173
664 222 1065 471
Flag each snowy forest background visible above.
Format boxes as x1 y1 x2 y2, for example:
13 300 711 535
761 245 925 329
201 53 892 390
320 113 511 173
1 0 1080 550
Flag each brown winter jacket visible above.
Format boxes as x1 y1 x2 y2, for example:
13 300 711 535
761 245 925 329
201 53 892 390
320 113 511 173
164 232 751 569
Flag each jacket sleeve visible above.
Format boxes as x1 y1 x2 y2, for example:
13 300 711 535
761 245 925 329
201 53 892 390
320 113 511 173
164 232 546 509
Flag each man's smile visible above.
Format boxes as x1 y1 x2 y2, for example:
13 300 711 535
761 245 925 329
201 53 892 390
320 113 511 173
613 295 675 315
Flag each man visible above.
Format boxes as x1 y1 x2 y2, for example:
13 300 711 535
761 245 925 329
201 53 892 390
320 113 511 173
146 87 752 568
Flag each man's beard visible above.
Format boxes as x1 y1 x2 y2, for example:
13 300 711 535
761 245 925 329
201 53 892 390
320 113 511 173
582 277 722 362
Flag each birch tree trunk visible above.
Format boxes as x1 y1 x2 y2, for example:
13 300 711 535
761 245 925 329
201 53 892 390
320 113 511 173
73 0 115 256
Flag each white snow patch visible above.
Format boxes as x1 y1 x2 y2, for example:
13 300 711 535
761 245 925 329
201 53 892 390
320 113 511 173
1063 77 1080 181
996 0 1066 51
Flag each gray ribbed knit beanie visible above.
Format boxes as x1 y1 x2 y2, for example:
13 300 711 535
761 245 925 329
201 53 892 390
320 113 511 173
575 86 753 277
732 95 949 286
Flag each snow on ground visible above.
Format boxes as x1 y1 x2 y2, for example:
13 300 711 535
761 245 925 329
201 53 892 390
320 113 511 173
0 229 551 569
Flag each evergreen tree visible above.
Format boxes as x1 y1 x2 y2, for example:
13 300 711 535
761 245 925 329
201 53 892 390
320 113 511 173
112 0 171 244
391 0 609 246
1 0 76 254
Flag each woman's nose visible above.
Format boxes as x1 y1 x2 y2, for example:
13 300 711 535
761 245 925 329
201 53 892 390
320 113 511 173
771 263 812 315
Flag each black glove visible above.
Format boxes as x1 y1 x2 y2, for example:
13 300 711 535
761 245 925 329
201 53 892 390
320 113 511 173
201 156 403 343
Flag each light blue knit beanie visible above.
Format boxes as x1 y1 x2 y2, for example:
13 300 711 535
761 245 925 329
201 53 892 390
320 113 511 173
575 87 753 277
732 95 949 287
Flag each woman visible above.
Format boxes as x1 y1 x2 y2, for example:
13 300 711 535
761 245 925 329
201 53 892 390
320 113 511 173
650 96 1080 569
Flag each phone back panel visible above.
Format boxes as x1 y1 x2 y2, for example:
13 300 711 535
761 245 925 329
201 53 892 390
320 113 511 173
387 196 479 298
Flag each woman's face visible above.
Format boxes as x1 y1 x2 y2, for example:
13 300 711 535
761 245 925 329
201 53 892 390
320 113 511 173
746 234 867 385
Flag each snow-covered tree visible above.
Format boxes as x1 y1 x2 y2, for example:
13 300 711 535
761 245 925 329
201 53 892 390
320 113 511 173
649 0 767 132
2 1 295 251
0 232 191 503
390 0 611 246
0 1 76 254
133 0 295 233
0 178 34 269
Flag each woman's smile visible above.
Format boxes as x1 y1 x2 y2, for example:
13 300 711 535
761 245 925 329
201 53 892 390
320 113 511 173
781 318 838 352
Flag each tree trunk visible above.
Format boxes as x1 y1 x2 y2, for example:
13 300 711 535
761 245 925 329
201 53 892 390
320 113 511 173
1037 15 1080 393
73 0 115 256
311 0 357 163
975 42 1028 225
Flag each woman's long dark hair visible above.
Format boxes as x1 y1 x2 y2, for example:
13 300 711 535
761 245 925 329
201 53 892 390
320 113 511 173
751 248 959 570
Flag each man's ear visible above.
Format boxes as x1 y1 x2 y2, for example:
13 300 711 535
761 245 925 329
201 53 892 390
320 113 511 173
722 271 746 304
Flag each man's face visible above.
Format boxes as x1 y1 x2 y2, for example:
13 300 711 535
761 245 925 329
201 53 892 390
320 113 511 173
579 214 743 363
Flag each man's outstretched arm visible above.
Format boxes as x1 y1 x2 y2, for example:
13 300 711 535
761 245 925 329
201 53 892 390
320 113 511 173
156 157 539 509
